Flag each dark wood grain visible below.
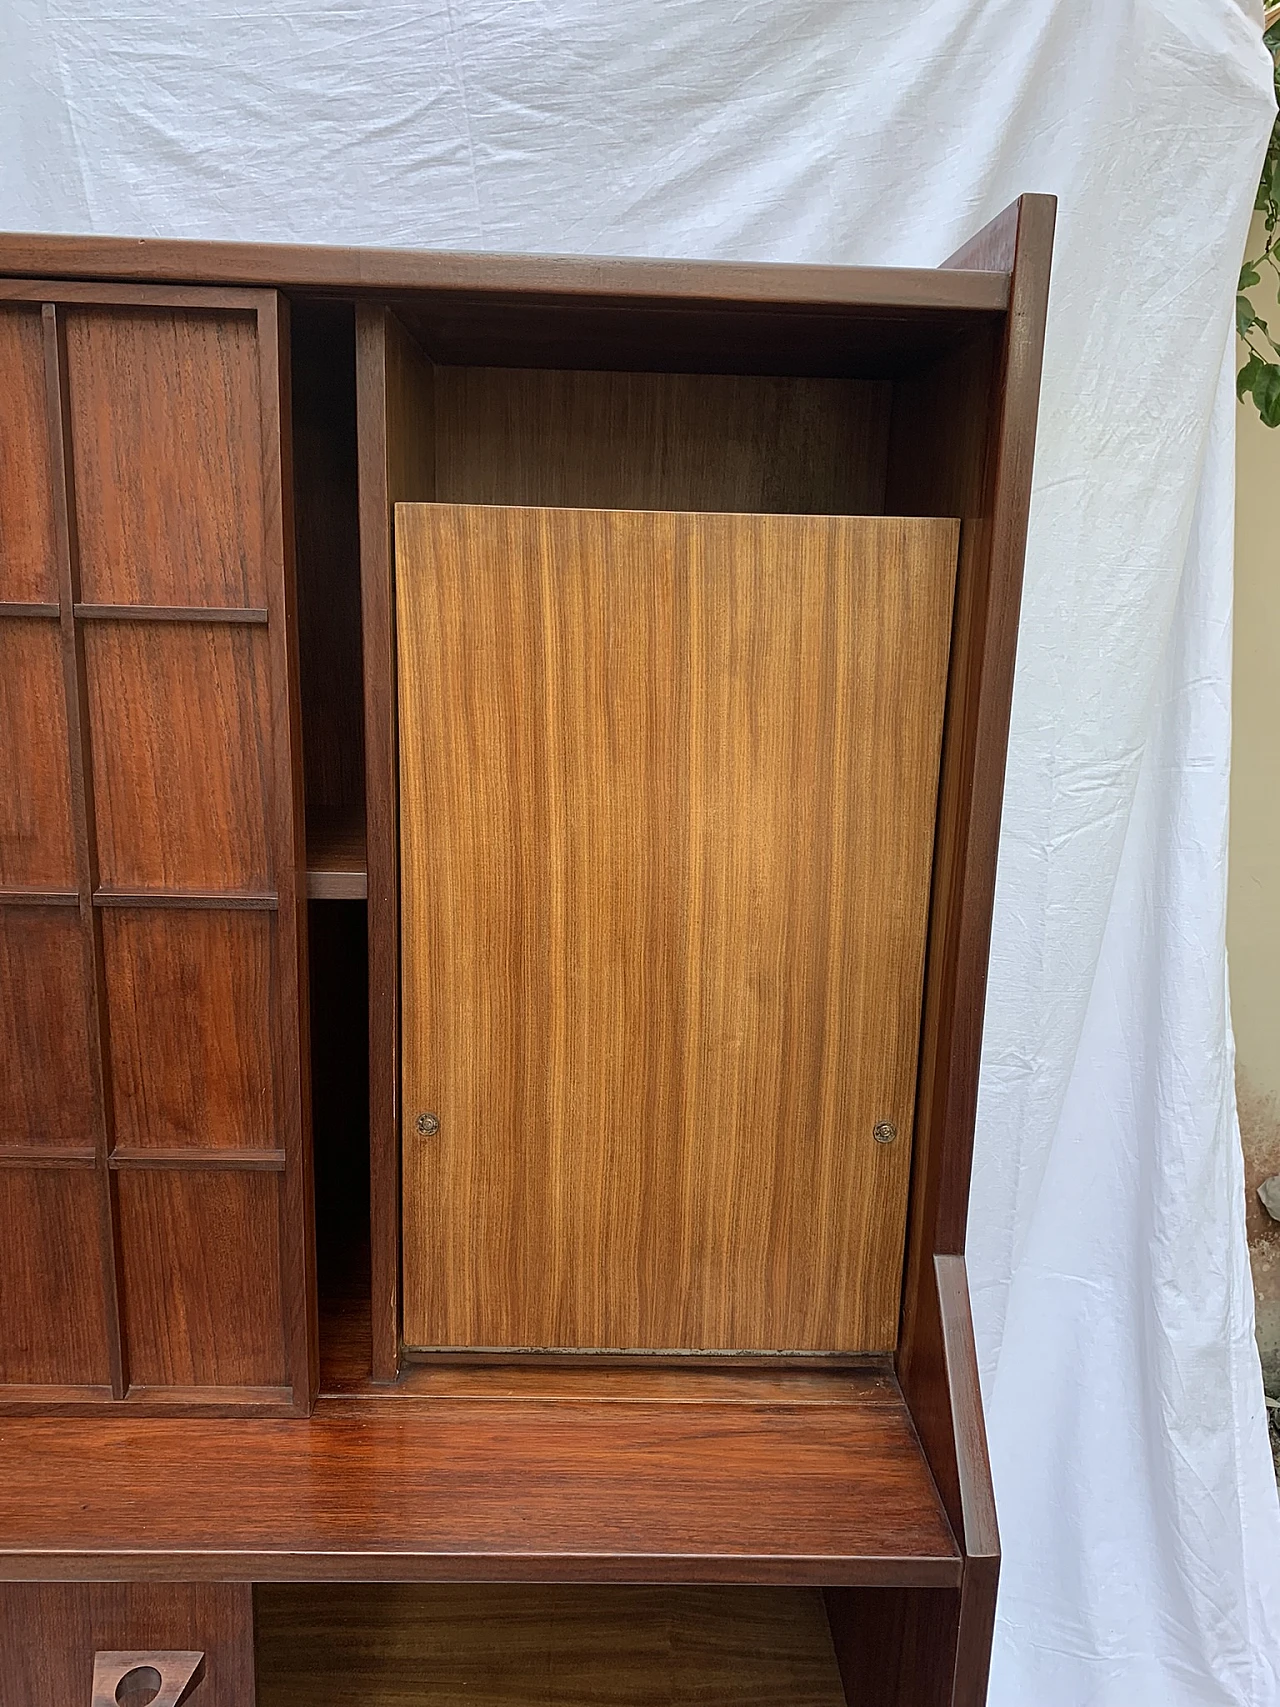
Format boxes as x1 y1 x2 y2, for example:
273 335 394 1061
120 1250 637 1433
74 604 269 623
0 616 76 888
357 306 435 1381
93 888 278 910
306 805 367 899
110 1147 285 1171
84 620 273 892
0 1583 253 1707
65 305 266 608
433 367 890 513
292 300 364 814
0 1166 111 1386
892 197 1054 1559
934 1254 1000 1707
0 288 316 1415
0 1383 957 1584
0 906 96 1149
255 1584 846 1707
0 236 1008 310
0 305 58 603
116 1168 287 1388
824 1586 959 1707
45 300 129 1402
102 908 275 1153
258 287 318 1418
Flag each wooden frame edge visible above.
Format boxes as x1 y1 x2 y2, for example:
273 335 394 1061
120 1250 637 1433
355 305 403 1383
0 236 1010 313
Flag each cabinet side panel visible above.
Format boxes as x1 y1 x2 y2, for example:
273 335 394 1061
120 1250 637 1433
890 196 1054 1559
823 1586 958 1707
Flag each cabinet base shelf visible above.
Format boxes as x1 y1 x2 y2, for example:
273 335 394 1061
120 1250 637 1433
0 1376 958 1587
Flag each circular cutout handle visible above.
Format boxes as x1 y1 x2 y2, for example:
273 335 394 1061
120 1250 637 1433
115 1668 162 1707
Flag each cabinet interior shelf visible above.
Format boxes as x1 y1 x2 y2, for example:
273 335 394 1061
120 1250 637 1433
306 806 368 900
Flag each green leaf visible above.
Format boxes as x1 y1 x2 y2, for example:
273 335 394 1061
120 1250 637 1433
1239 294 1259 336
1258 365 1280 429
1239 352 1265 402
1241 263 1261 289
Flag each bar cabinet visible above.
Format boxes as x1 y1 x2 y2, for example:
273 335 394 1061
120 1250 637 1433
0 194 1053 1707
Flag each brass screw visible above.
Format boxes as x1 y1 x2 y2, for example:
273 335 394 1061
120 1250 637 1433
873 1121 897 1145
417 1112 440 1136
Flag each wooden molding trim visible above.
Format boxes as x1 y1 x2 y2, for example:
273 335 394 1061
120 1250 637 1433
0 235 1010 312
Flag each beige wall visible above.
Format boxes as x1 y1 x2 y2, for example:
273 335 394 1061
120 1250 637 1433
1234 213 1280 1382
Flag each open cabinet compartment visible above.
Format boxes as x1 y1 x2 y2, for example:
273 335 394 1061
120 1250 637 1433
253 1582 967 1707
0 198 1052 1707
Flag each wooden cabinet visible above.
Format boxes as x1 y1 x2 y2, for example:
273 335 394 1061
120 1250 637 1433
0 287 312 1414
0 197 1053 1706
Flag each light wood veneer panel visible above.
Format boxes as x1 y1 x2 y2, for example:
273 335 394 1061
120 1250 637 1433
398 505 957 1353
84 621 272 892
103 909 275 1152
0 618 75 888
65 306 266 608
0 306 59 603
0 907 96 1150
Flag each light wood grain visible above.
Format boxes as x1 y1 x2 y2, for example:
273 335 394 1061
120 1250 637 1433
255 1584 846 1707
398 504 957 1353
434 367 890 514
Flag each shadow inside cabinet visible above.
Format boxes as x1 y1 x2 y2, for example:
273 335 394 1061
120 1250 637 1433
254 1583 847 1707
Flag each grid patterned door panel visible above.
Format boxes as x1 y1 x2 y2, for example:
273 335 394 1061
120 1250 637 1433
0 288 312 1414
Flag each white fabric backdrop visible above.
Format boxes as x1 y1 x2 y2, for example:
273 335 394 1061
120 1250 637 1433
3 0 1277 1697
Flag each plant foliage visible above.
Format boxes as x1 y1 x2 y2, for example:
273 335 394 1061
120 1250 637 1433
1238 19 1280 425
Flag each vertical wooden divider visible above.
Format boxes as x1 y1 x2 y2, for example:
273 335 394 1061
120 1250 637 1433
356 306 435 1381
42 301 127 1400
258 292 318 1411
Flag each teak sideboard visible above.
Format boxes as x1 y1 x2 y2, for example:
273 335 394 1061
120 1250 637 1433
0 197 1054 1707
